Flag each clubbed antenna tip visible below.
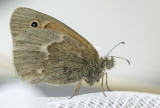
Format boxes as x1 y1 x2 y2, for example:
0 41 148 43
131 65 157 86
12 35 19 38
121 42 125 44
107 42 125 56
126 59 130 65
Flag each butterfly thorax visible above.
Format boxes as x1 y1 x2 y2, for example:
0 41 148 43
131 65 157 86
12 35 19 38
84 63 104 86
84 56 115 86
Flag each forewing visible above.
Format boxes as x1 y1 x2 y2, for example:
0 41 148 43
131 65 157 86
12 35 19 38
10 7 99 64
14 28 92 84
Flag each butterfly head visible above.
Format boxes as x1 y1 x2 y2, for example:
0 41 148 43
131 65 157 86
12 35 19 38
101 42 130 70
102 56 115 70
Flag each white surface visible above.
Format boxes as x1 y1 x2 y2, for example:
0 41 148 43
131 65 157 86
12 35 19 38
0 80 160 108
0 0 160 92
45 92 160 108
0 80 46 108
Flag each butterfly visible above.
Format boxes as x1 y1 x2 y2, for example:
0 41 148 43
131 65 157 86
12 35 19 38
10 7 130 98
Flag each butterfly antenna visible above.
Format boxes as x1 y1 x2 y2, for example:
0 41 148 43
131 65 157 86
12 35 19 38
108 56 130 65
106 42 125 56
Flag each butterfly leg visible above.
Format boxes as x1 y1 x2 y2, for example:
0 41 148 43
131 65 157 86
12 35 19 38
105 72 111 91
74 80 83 96
100 72 111 96
101 75 106 96
69 78 83 99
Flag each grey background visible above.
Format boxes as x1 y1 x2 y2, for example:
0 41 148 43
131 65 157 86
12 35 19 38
0 0 160 96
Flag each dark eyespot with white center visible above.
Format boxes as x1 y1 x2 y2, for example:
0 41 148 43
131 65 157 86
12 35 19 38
31 22 38 27
29 20 40 28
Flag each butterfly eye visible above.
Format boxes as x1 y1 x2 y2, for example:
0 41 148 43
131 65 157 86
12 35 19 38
29 20 40 28
105 61 109 65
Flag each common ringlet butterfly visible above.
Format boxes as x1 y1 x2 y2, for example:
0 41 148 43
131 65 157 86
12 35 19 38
10 7 130 98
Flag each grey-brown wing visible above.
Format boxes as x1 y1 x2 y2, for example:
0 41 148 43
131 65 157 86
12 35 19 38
13 28 92 84
10 7 99 64
10 7 60 46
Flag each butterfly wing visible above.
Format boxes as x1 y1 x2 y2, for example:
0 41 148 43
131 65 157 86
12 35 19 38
10 7 57 46
14 28 92 84
10 7 99 64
